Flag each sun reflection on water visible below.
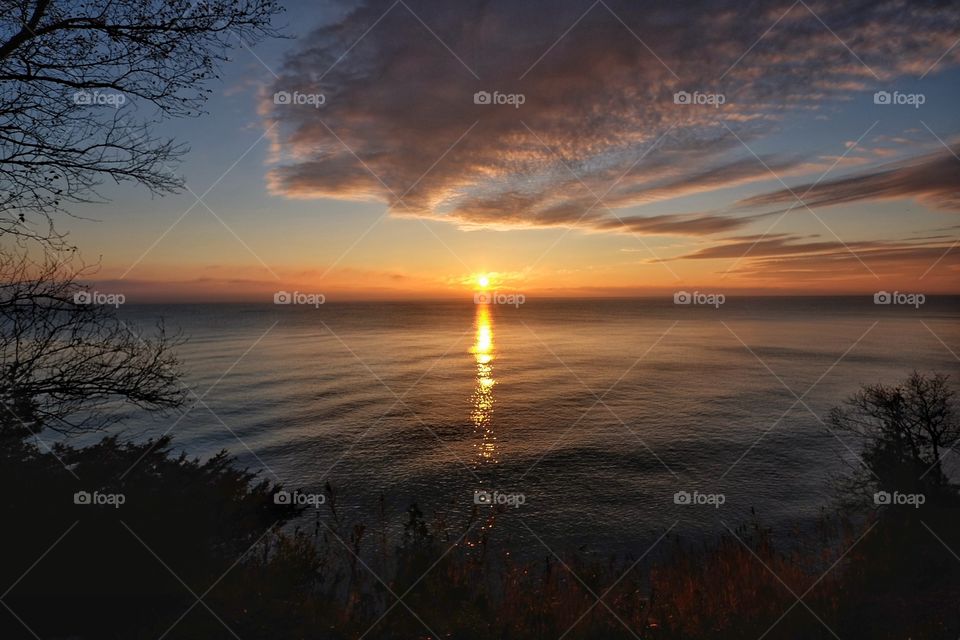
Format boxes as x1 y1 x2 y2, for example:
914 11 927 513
470 303 497 464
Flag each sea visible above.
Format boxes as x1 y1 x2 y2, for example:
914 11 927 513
106 296 960 556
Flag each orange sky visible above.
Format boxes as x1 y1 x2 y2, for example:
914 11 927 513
59 0 960 302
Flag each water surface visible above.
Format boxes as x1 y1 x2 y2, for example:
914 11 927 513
111 297 960 553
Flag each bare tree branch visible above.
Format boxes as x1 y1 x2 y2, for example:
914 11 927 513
0 246 186 434
0 0 283 244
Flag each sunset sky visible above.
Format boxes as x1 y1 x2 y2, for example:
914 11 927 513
63 0 960 301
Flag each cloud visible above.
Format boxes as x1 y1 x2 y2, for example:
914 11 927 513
730 242 960 285
592 211 774 236
663 232 959 288
737 147 960 213
262 0 960 235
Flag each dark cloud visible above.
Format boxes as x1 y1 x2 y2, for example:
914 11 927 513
669 233 956 261
594 211 774 236
670 235 859 260
738 148 960 213
662 233 959 286
263 0 960 234
731 243 960 283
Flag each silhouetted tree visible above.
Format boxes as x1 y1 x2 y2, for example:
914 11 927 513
0 0 282 244
830 371 958 497
0 247 184 436
828 372 960 638
0 0 284 431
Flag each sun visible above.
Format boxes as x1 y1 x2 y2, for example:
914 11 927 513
477 274 490 288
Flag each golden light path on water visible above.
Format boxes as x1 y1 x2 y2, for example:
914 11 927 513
470 303 497 465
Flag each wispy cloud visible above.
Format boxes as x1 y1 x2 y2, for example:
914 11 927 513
261 0 960 235
738 147 960 213
663 233 960 287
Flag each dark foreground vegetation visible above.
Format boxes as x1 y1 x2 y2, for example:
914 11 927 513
1 373 958 639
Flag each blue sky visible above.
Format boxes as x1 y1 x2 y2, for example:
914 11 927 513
61 0 960 300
